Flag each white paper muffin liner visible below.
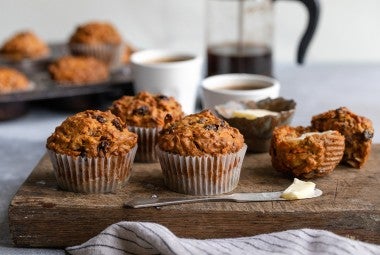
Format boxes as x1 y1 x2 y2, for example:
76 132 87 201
128 126 161 163
47 145 137 193
156 144 247 195
69 43 124 70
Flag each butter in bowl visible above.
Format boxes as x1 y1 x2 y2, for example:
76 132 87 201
215 97 296 153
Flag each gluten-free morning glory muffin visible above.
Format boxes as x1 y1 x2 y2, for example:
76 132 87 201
270 125 345 179
0 31 50 61
0 67 30 94
311 107 374 168
46 110 137 193
110 91 183 162
48 55 109 85
157 110 247 195
69 21 123 69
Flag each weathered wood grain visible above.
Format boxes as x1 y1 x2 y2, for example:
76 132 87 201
9 145 380 247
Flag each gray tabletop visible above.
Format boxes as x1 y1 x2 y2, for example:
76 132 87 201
1 63 379 254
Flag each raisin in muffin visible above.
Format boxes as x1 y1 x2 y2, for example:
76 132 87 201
311 107 374 168
110 91 184 162
48 55 109 85
0 67 30 94
270 126 345 179
156 110 247 195
69 21 123 69
46 110 137 193
0 31 50 61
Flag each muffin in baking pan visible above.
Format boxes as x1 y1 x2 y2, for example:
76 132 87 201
48 55 109 85
0 67 33 120
0 67 31 94
0 30 50 61
69 21 124 70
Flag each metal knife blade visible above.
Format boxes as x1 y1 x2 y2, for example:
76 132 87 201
124 189 323 208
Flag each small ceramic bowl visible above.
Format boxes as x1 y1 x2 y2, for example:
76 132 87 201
201 73 280 111
215 97 296 153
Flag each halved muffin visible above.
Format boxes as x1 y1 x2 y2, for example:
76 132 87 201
311 107 374 168
270 126 345 179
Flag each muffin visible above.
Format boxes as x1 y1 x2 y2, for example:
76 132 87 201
0 31 50 61
0 67 31 120
46 110 138 193
110 91 183 162
0 67 30 94
69 21 124 69
48 55 109 85
311 107 374 168
270 126 345 179
157 110 247 195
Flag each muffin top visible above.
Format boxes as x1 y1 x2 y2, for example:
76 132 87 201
0 67 30 94
46 110 137 157
110 91 184 128
158 110 245 156
69 21 122 45
48 55 109 85
0 31 50 61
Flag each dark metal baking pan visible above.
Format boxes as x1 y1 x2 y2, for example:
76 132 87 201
0 43 134 119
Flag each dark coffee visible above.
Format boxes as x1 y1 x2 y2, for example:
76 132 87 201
145 56 193 64
207 44 272 77
218 84 267 90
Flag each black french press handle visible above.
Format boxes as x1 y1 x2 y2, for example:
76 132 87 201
273 0 320 64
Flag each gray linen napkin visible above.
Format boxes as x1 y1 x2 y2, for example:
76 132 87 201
66 221 380 255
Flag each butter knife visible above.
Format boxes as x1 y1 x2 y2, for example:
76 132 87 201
125 189 322 208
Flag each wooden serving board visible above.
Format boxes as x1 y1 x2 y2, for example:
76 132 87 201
9 145 380 247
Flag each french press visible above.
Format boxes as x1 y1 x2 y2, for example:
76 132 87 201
206 0 320 77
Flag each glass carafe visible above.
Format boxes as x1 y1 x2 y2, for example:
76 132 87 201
206 0 320 77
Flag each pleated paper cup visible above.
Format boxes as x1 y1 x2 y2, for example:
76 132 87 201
156 144 247 195
47 145 137 193
69 43 124 70
128 126 161 163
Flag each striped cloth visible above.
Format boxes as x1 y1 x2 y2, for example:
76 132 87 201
66 222 380 255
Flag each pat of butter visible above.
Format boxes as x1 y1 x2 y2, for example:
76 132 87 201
281 178 316 200
231 109 279 120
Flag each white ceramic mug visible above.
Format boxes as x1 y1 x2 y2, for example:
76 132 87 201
201 73 280 110
131 49 203 114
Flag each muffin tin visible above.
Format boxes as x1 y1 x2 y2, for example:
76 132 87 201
0 43 133 120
